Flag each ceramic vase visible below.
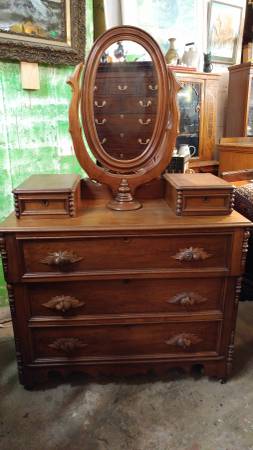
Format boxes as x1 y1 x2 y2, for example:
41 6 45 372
165 38 178 64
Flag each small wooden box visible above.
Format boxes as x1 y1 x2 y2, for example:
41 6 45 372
164 173 235 216
13 174 81 218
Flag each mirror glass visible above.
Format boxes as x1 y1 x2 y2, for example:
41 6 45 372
176 81 201 157
93 40 158 161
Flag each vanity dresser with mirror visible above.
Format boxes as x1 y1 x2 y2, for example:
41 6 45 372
0 26 251 388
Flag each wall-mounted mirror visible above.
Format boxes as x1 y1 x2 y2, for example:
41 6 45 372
68 26 178 210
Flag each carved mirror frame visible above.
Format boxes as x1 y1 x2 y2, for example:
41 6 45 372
68 26 178 210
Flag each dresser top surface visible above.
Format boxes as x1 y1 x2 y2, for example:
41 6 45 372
0 199 251 233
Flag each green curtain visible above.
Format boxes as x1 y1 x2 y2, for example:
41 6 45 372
93 0 106 40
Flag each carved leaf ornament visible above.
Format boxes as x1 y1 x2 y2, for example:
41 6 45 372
165 333 202 350
43 296 84 313
41 250 83 266
168 292 207 306
49 338 87 354
172 247 211 262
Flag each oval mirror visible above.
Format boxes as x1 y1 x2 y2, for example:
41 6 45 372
93 40 158 161
69 26 178 211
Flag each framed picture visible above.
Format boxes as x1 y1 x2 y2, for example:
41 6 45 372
208 0 243 64
0 0 85 65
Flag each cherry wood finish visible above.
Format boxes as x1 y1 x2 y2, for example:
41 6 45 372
0 195 251 387
68 26 179 210
13 174 80 218
164 173 235 216
0 27 251 387
218 137 253 174
225 63 253 137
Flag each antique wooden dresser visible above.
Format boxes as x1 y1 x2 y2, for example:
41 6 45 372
0 26 251 388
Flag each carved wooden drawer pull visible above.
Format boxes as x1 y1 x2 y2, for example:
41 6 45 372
138 118 151 125
167 292 207 306
94 100 106 108
139 100 152 108
43 295 85 313
49 338 87 354
172 247 211 262
95 118 107 125
165 333 202 350
41 250 83 267
118 84 128 91
138 138 150 145
148 84 158 91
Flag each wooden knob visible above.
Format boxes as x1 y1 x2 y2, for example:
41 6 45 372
43 295 85 313
41 251 83 267
49 338 87 354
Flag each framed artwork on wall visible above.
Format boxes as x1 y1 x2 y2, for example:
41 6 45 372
0 0 86 65
208 0 243 64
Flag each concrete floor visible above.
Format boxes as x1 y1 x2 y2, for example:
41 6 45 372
1 303 253 450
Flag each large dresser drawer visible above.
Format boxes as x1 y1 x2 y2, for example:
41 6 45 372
20 233 232 277
31 321 220 361
27 277 226 317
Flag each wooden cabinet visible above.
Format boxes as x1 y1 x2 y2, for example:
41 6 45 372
174 70 220 161
218 137 253 173
0 183 251 388
225 63 253 137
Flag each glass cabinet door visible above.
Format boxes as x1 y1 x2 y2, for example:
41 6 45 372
176 81 201 157
247 78 253 137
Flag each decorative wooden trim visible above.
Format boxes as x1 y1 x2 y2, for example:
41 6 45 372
227 331 235 377
43 295 84 313
241 229 250 270
0 1 86 65
68 26 179 210
13 193 20 218
49 338 87 354
229 188 236 213
167 292 207 307
68 192 75 217
41 251 83 267
7 284 24 383
235 277 242 306
0 237 8 277
165 333 202 350
107 179 141 211
176 190 183 215
172 247 211 262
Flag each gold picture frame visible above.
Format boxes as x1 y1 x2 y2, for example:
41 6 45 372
0 0 85 65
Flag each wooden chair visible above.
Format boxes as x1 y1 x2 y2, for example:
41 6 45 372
222 169 253 300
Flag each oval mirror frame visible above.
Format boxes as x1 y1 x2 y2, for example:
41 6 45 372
68 26 179 211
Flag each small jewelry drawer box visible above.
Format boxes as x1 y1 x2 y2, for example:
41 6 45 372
164 173 235 216
13 174 80 218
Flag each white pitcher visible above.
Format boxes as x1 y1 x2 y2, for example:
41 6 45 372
178 144 196 157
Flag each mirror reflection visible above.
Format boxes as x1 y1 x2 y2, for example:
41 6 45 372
176 82 201 157
93 40 158 160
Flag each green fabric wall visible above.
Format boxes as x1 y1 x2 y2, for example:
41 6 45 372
0 0 93 306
